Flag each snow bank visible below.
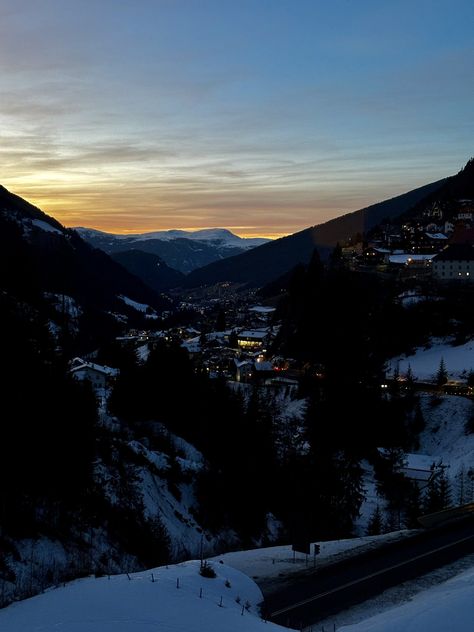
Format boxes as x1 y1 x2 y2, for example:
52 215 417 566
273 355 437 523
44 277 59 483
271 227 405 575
0 561 284 632
340 564 474 632
418 393 474 472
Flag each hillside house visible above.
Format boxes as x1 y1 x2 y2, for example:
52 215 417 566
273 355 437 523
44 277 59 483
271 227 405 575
361 246 390 265
236 329 269 350
432 244 474 281
248 305 276 323
233 359 253 382
388 253 434 278
456 211 473 221
252 359 274 384
70 357 120 392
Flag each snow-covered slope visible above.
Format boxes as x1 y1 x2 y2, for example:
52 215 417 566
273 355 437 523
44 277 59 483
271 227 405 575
4 536 474 632
339 563 474 632
390 337 474 382
0 415 243 608
0 560 282 632
418 394 474 464
94 418 232 561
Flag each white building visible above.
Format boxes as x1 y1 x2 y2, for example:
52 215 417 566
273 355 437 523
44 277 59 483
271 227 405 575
70 357 120 392
432 244 474 281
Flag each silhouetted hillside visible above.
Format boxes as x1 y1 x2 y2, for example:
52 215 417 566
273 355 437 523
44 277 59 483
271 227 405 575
0 184 168 311
111 249 185 291
186 178 446 287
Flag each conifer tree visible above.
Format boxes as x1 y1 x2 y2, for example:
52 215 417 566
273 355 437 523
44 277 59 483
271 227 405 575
366 505 383 535
424 466 451 513
435 357 448 387
454 464 467 505
328 242 343 269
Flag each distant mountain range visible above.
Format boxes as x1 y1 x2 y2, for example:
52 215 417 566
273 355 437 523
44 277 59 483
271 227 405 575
74 227 270 274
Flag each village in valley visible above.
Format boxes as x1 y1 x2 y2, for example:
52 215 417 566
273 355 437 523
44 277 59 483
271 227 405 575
71 196 474 404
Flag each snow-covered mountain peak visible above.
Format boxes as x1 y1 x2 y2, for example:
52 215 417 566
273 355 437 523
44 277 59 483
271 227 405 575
75 226 270 249
73 227 271 273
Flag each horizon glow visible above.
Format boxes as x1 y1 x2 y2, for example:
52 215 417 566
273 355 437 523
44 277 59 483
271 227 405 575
1 0 472 238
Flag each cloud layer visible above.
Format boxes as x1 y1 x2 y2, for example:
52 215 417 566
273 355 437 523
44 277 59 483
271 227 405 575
1 0 472 236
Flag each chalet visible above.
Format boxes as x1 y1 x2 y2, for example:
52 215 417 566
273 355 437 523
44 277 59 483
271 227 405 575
432 244 474 281
236 329 269 350
342 243 363 258
388 254 434 278
233 359 253 382
360 246 390 265
252 359 274 384
389 253 434 267
233 358 274 383
248 305 276 322
70 358 119 391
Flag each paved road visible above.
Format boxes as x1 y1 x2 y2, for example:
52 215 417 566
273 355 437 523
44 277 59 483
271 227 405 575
264 517 474 629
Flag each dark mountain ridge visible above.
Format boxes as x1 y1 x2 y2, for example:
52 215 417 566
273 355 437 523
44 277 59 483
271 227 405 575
0 184 168 311
111 249 186 292
185 178 447 287
398 158 474 221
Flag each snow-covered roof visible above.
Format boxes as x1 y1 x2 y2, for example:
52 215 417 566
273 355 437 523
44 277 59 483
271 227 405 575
237 330 268 339
233 359 252 368
249 306 276 314
70 358 119 377
425 232 448 240
402 453 441 472
182 340 201 353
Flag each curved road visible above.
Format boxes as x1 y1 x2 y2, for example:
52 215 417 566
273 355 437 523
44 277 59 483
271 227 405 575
264 517 474 629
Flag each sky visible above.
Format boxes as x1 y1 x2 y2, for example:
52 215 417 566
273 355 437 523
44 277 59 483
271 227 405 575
0 0 472 238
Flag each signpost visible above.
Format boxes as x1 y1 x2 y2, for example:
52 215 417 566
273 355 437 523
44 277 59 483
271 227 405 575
313 543 320 567
292 539 310 564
